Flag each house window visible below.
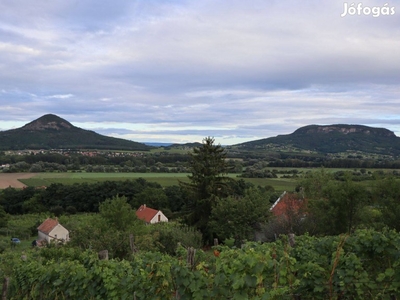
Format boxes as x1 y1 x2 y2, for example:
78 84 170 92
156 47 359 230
158 214 161 222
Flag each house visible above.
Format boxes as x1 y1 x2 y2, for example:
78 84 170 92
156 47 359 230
270 191 307 220
252 191 308 242
37 218 70 244
136 204 168 224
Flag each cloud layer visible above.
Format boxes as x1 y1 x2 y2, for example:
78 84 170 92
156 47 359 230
0 0 399 144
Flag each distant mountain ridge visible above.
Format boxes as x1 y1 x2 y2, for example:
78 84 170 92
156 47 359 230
0 114 151 151
294 124 395 137
236 124 400 156
1 116 399 156
21 114 75 131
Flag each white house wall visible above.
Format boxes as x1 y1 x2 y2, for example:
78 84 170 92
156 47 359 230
150 211 168 224
38 231 49 243
38 224 70 243
49 224 69 242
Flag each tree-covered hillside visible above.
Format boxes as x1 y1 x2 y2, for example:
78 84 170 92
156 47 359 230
235 124 400 156
0 114 151 151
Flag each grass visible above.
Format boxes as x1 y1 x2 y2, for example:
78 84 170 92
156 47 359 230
20 173 191 187
19 172 297 192
244 177 297 191
13 166 398 193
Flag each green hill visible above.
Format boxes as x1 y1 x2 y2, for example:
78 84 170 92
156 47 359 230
0 114 151 151
235 124 400 156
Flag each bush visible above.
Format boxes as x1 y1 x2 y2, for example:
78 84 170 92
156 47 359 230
150 222 202 255
0 239 9 253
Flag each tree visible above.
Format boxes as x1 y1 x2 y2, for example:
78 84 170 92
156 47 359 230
299 168 333 200
181 137 231 241
372 176 400 230
0 205 9 228
99 195 139 231
302 172 368 235
70 196 146 259
132 187 168 210
164 185 188 212
209 188 271 244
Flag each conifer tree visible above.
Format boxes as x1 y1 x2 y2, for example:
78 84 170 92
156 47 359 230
182 137 231 241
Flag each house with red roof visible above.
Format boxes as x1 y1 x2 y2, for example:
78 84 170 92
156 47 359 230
136 204 168 224
37 218 69 244
270 191 307 220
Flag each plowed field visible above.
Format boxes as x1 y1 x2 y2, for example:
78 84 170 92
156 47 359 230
0 173 35 188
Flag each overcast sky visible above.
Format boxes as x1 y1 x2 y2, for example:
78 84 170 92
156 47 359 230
0 0 399 145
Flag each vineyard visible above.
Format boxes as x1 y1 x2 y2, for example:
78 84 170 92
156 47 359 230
2 228 400 299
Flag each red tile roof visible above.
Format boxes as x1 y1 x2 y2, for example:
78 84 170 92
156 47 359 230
270 192 306 217
136 205 158 223
37 218 59 234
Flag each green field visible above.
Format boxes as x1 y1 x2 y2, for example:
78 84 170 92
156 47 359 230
19 172 297 192
11 166 400 193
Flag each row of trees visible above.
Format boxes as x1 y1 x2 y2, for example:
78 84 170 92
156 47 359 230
0 179 188 216
3 144 400 176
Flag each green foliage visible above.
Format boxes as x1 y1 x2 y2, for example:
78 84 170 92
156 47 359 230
5 229 400 299
149 222 203 255
69 197 146 259
299 168 333 199
182 137 232 240
1 178 173 215
0 205 9 228
164 185 188 212
300 170 370 235
3 213 48 241
99 195 139 231
21 194 46 214
132 187 169 210
209 188 271 243
184 137 231 200
372 176 400 231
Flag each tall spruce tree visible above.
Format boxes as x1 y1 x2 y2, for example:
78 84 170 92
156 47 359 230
182 137 231 241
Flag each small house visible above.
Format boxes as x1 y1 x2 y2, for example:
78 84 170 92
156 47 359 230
37 218 69 244
136 204 168 224
270 191 307 220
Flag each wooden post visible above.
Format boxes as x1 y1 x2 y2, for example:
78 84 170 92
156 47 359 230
98 250 109 260
129 234 138 254
288 233 296 247
2 277 9 300
213 238 218 246
187 247 196 269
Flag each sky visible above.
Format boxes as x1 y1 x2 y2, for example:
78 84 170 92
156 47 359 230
0 0 399 145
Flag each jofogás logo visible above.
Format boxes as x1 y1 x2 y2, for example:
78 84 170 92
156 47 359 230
341 3 395 17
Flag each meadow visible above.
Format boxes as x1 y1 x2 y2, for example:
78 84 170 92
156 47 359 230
3 166 398 192
7 172 299 192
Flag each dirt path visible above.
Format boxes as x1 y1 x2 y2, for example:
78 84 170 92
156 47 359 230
0 173 36 189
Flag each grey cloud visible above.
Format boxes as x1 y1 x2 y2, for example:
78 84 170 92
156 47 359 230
0 0 399 143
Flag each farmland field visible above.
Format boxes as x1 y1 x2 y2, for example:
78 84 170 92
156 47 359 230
1 172 298 192
18 172 192 187
0 173 35 189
